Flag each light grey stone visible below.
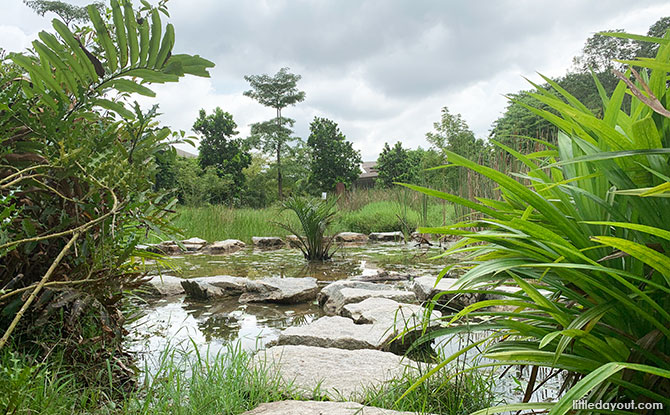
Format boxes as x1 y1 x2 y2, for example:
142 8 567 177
252 236 286 249
181 237 208 252
334 232 369 243
412 276 481 309
368 231 403 242
318 280 416 314
242 400 418 415
144 275 184 296
275 315 393 350
251 345 421 401
207 239 246 254
181 275 248 300
341 297 440 330
147 241 182 255
240 277 319 304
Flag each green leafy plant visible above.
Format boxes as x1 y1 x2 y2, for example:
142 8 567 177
403 29 670 413
0 0 213 380
276 196 338 260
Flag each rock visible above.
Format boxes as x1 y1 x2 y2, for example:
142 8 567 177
334 232 369 244
410 232 434 246
251 345 421 400
181 275 248 300
252 236 286 249
144 275 184 296
368 231 404 242
318 280 416 314
147 241 182 255
181 237 208 252
240 277 319 304
285 235 301 248
242 400 418 415
412 276 480 309
207 239 245 254
275 315 392 350
351 271 411 283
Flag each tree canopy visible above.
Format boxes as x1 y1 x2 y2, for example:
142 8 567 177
376 142 418 187
306 117 362 192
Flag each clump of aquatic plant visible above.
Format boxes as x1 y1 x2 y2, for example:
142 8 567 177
404 29 670 413
277 196 338 260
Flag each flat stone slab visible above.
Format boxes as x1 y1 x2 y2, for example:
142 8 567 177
276 315 392 350
369 231 403 242
181 275 248 300
253 236 286 249
341 297 440 330
240 277 319 304
251 345 421 400
144 275 184 296
207 239 245 254
318 280 416 314
335 232 369 243
146 241 183 255
242 401 417 415
412 276 480 309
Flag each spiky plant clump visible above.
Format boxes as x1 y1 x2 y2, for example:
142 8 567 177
277 196 338 261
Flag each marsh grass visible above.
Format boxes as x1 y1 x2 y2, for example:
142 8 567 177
1 340 496 415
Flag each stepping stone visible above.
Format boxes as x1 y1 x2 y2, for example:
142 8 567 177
146 241 183 255
341 297 440 329
242 400 418 415
369 231 403 242
144 275 184 296
251 345 421 401
181 275 248 300
252 236 286 249
334 232 369 243
412 276 480 309
207 239 245 254
275 315 391 350
240 277 319 304
318 280 416 314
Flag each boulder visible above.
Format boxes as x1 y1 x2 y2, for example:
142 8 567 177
147 241 183 255
207 239 246 254
412 276 480 309
334 232 369 244
251 345 421 400
181 237 208 252
368 231 403 242
240 277 319 304
285 235 301 248
252 236 286 249
318 280 416 314
181 275 248 300
242 401 417 415
350 271 410 283
144 275 185 296
275 315 392 350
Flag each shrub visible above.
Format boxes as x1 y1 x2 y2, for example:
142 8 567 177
277 196 338 260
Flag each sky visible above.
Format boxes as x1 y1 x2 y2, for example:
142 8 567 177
2 0 670 160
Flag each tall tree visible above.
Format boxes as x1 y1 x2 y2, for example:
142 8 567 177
376 142 418 188
306 117 362 192
244 67 305 200
193 107 251 202
23 0 103 26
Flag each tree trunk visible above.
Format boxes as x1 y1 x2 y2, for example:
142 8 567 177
276 107 283 200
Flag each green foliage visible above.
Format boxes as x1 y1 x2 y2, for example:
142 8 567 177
173 157 234 206
338 201 450 234
277 196 338 261
376 142 418 188
408 29 670 412
0 0 212 369
307 117 362 192
23 0 103 26
193 107 251 200
244 67 306 200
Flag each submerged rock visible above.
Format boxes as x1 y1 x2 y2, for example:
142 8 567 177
251 345 422 400
368 231 403 242
242 400 418 415
318 280 416 314
144 275 185 296
240 277 319 304
252 236 286 249
207 239 246 254
334 232 369 244
181 275 248 300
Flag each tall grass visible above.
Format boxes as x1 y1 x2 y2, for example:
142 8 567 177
406 30 670 413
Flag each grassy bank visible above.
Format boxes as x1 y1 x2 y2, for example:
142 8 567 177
0 343 493 415
159 188 455 243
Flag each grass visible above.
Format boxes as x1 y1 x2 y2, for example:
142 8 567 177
0 342 495 415
158 188 455 244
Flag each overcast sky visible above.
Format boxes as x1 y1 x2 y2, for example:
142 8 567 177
2 0 670 160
